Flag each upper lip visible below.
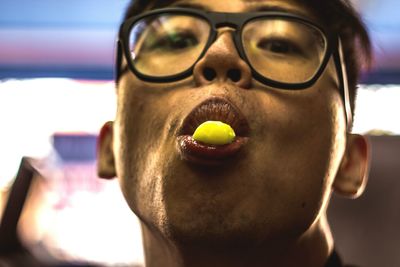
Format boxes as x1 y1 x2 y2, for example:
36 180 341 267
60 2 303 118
178 97 250 137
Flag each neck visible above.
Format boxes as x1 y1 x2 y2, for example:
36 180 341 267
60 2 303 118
140 215 334 267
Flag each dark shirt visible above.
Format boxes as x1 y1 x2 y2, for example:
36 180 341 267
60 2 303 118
326 251 358 267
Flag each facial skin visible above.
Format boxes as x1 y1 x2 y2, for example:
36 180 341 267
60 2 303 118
98 0 370 266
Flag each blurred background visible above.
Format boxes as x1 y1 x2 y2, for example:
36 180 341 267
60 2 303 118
0 0 399 266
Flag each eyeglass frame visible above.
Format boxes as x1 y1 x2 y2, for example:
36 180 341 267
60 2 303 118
116 7 353 130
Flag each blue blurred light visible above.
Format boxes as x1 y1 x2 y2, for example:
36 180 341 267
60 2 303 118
0 0 130 28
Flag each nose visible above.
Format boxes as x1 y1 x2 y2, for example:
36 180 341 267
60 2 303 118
193 31 252 89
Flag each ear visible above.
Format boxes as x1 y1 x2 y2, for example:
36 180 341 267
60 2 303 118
333 134 370 198
97 121 116 179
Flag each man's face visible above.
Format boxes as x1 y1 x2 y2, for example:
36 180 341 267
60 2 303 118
113 0 347 245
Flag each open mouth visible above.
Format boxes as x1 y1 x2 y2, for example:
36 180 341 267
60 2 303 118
177 97 250 166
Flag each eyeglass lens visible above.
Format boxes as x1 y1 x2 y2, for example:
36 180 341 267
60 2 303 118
128 14 327 83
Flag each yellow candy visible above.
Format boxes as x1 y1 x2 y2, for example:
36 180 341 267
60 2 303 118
192 121 236 145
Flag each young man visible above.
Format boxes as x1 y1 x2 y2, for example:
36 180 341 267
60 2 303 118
97 0 372 266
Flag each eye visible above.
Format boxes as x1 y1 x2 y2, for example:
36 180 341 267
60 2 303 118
256 38 299 54
148 31 199 51
169 32 199 49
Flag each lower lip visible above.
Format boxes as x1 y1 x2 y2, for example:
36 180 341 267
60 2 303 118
177 135 249 166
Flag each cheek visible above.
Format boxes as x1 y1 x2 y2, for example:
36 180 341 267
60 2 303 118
114 77 186 219
286 88 345 203
114 78 162 213
282 86 345 165
252 82 346 224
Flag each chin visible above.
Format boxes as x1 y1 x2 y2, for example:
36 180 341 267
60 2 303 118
163 219 268 249
129 140 329 249
156 197 318 250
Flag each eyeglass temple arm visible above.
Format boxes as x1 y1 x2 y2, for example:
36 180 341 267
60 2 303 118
334 38 353 132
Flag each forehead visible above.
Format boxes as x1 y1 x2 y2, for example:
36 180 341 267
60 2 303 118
169 0 314 18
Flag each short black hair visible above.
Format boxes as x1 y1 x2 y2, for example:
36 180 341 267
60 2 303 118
121 0 372 127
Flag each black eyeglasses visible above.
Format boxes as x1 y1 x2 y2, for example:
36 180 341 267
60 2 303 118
117 7 352 129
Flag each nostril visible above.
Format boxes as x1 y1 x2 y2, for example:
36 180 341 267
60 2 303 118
227 69 241 82
203 67 217 81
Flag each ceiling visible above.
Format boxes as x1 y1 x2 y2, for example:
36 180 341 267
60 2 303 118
0 0 399 82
